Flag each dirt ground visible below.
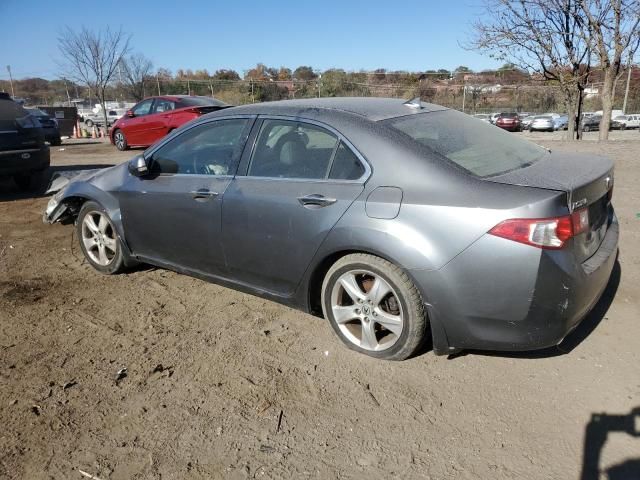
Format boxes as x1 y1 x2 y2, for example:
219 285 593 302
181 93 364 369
0 132 639 480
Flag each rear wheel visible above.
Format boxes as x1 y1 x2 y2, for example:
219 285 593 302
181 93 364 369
583 125 590 132
76 201 125 274
113 129 128 151
321 253 427 360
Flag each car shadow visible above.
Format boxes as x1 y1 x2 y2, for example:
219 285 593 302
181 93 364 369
579 406 640 480
448 259 621 360
0 164 114 203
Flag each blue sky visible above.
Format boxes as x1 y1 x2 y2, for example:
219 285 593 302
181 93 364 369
0 0 499 80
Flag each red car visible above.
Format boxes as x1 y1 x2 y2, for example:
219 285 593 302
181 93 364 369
494 112 522 132
110 95 228 150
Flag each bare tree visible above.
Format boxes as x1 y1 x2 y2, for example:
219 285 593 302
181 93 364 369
119 53 153 101
58 26 131 130
579 0 640 139
467 0 592 139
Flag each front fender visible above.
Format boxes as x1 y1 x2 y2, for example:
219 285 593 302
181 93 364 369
44 180 132 258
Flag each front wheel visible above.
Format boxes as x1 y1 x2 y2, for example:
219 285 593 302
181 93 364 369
321 253 427 360
583 125 590 132
113 129 128 151
76 201 126 274
84 119 94 128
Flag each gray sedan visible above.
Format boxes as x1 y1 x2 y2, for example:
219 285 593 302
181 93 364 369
44 98 618 360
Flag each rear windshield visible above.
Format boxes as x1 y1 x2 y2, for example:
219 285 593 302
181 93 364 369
176 97 226 108
388 110 546 178
500 112 518 118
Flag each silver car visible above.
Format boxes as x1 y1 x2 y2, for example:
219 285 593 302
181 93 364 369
44 98 618 360
529 115 555 132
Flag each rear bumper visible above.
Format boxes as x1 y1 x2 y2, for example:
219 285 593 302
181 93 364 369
411 210 619 353
0 146 50 176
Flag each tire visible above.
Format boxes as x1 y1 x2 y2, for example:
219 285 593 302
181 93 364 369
76 201 126 274
321 253 427 361
84 119 94 128
113 129 128 151
583 125 590 132
50 136 62 146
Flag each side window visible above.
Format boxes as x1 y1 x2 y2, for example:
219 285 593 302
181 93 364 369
150 119 249 175
329 142 365 180
153 99 175 114
132 99 154 116
248 119 338 179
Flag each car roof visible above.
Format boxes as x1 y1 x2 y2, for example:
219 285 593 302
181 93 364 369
219 97 448 122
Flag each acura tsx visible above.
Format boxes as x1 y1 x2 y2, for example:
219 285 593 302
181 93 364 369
44 97 618 360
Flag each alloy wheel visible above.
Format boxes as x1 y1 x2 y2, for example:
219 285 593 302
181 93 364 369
81 211 118 266
330 269 404 351
114 131 125 150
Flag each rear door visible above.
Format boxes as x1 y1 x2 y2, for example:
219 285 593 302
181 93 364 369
221 117 369 295
118 117 253 274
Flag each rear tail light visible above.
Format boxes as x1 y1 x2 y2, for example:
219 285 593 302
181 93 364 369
489 208 589 249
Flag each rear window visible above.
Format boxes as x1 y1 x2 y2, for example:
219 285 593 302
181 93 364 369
176 97 226 108
499 112 518 118
388 110 546 178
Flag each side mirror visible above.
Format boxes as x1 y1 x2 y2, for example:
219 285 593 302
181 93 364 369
126 110 135 118
128 155 149 177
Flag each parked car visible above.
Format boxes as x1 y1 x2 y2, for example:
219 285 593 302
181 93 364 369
582 115 602 132
520 115 536 130
44 97 618 360
553 115 569 131
489 112 501 124
495 112 522 132
110 96 229 151
26 108 61 145
529 115 555 132
0 93 50 190
612 114 640 129
84 110 123 128
472 113 491 123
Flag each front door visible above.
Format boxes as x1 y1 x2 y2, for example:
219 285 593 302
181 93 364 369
222 118 367 295
118 117 253 275
122 98 155 145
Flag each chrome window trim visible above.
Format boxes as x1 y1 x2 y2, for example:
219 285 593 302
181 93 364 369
144 114 257 159
242 115 371 184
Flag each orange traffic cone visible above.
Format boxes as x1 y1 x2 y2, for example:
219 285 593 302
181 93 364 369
92 126 97 139
72 125 77 138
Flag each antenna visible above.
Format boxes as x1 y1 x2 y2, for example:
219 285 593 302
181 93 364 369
403 96 422 109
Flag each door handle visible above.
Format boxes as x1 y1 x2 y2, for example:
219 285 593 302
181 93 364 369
297 194 337 208
191 189 219 200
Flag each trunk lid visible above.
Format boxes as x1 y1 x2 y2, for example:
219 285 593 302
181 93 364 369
487 151 614 262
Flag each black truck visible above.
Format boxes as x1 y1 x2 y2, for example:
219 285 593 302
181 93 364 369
0 92 50 190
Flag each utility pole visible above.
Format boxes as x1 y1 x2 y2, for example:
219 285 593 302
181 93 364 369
317 74 321 98
6 65 15 97
156 75 161 96
209 80 214 98
622 61 633 114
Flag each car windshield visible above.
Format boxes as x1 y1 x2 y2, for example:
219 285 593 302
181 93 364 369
176 97 226 108
500 113 518 118
387 110 546 178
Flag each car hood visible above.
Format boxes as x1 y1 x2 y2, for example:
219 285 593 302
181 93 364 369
45 163 123 194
